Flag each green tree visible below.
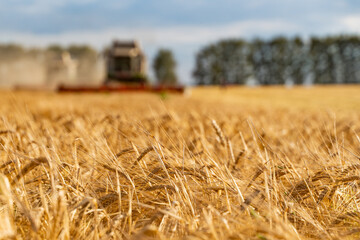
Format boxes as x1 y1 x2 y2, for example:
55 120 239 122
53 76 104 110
289 37 307 85
153 49 178 85
193 39 250 85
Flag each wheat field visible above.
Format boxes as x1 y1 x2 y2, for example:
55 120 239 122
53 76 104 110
0 86 360 239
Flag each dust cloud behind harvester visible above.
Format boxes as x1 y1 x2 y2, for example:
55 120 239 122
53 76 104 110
0 43 107 89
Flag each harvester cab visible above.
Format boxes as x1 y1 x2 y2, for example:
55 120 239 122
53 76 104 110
105 40 147 84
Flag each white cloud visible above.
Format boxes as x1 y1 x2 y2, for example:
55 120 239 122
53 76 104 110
14 0 100 14
148 20 299 44
340 15 360 33
0 19 299 47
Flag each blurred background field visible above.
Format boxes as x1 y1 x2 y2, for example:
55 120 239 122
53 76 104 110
190 85 360 113
3 85 360 114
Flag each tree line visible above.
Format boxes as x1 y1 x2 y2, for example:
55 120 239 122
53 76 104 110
193 36 360 85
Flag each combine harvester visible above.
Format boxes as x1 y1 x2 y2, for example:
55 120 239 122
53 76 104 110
58 40 185 94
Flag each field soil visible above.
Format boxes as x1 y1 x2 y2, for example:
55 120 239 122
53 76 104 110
0 86 360 239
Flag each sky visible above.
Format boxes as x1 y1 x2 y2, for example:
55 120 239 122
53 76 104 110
1 0 360 84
